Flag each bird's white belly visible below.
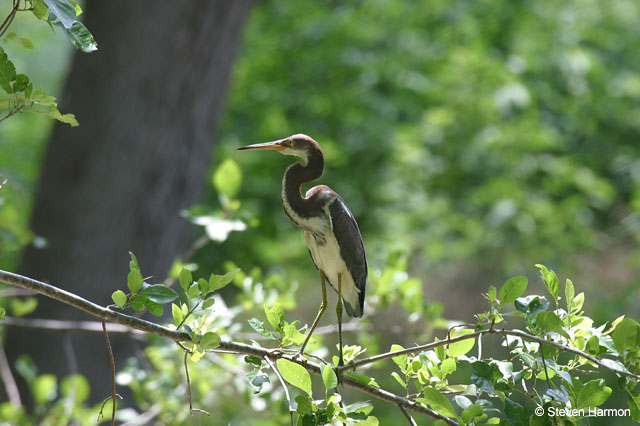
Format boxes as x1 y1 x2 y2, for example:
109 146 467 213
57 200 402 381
304 231 360 308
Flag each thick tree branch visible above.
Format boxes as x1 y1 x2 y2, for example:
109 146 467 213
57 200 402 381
0 269 455 424
3 268 638 424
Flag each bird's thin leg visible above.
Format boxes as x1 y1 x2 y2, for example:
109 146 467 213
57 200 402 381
336 273 344 366
298 271 328 356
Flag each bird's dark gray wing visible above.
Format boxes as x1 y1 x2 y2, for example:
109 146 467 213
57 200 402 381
329 197 367 317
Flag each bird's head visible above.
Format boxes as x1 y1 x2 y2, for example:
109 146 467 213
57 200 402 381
237 134 322 166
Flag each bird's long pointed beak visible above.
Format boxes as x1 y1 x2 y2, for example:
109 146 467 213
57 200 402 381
237 139 288 152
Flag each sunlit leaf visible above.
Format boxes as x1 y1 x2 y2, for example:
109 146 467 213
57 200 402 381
276 358 312 396
172 303 184 326
448 329 475 357
321 364 338 390
419 388 457 418
499 276 527 305
213 158 242 198
200 332 221 349
139 284 178 304
612 318 640 354
577 379 612 409
536 264 559 303
111 290 127 308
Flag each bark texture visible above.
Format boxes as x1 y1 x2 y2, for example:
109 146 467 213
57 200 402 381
7 0 253 401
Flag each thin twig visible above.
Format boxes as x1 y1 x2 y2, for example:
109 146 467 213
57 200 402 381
183 351 210 416
102 320 117 426
400 404 418 426
0 0 19 38
0 335 21 407
264 356 295 426
2 316 145 338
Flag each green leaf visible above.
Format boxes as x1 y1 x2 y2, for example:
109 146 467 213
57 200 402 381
419 388 457 418
282 321 306 346
487 285 497 301
179 268 193 291
202 298 215 309
565 279 575 311
357 416 379 426
346 372 379 388
265 302 284 332
276 359 312 396
295 394 314 415
448 329 475 357
44 0 97 52
139 284 178 304
43 0 77 28
128 251 139 269
536 264 559 303
440 358 457 378
60 375 89 404
577 379 612 408
172 303 185 326
471 361 500 395
44 105 79 126
248 318 277 340
244 355 262 367
514 295 549 315
9 297 38 317
213 158 242 198
32 0 48 19
197 278 211 296
65 21 98 53
200 332 221 348
536 311 569 338
127 269 143 294
390 344 407 371
612 318 640 353
4 33 34 49
572 292 585 312
462 404 483 424
210 269 241 291
0 307 5 321
0 47 17 94
187 283 200 299
129 295 145 311
390 371 407 389
504 397 527 426
68 0 82 15
12 74 32 96
111 290 127 308
33 374 57 404
499 276 528 304
628 391 640 422
321 363 338 390
144 299 163 316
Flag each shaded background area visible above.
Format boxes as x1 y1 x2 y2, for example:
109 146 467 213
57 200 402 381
1 0 639 424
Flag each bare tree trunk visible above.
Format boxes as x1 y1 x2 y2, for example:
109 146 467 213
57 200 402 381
6 0 252 402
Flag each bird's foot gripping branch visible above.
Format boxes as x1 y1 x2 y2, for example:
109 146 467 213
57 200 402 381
0 260 639 425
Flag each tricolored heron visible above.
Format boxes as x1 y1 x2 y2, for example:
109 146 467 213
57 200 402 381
238 134 367 365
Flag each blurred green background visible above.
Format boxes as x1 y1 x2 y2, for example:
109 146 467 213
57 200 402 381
2 0 640 424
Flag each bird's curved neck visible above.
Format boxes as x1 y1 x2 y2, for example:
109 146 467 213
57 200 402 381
282 152 324 218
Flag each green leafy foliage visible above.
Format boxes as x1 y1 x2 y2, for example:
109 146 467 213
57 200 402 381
276 358 312 396
498 276 527 305
42 0 97 53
